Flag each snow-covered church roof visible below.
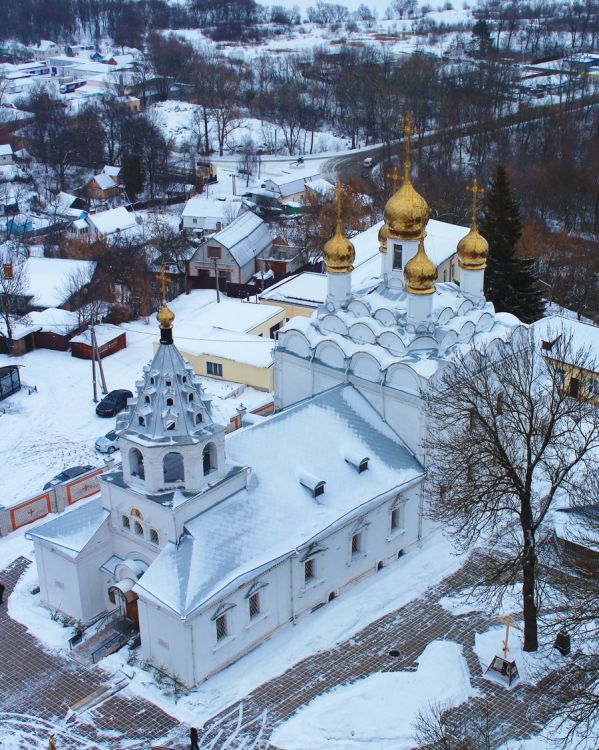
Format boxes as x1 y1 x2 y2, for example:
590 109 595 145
134 384 424 617
116 332 219 446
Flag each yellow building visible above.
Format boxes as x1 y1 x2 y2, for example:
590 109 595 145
152 291 285 391
535 315 599 404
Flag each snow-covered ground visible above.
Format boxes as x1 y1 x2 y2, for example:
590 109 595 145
270 640 475 750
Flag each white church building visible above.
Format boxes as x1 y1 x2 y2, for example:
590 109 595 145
28 129 524 686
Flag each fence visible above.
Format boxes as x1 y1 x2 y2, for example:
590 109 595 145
0 460 115 537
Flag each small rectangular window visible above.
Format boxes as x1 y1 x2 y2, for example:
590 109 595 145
216 614 227 641
391 507 400 531
249 592 260 619
207 245 221 259
122 515 130 530
304 558 315 582
351 532 361 556
393 243 402 270
149 528 159 545
206 361 223 377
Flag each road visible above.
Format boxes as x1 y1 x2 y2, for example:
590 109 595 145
323 93 599 194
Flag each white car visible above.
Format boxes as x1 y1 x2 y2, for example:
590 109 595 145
363 157 374 168
95 429 119 454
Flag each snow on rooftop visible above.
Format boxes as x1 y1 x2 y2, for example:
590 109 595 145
70 323 124 347
212 211 272 267
24 257 96 309
91 172 117 191
27 498 108 558
102 165 120 177
177 326 275 368
181 195 242 220
0 144 13 156
28 307 80 334
135 384 423 616
87 206 138 236
533 315 599 365
260 272 327 307
168 289 283 335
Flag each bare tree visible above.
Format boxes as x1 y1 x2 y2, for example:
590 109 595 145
424 327 599 652
61 266 109 327
414 700 495 750
0 241 29 352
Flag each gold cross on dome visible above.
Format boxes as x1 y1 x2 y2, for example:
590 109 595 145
334 179 345 224
155 266 169 301
466 178 484 226
386 163 401 192
396 112 413 180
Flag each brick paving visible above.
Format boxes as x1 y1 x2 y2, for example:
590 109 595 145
0 553 566 749
0 557 178 749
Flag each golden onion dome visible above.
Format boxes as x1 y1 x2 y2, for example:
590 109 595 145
384 178 429 240
378 223 390 254
156 301 175 329
404 235 437 295
324 221 355 274
457 224 488 270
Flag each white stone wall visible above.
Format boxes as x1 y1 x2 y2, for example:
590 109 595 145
136 480 424 685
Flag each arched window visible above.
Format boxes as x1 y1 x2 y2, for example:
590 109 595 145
138 416 145 427
163 452 185 484
134 520 144 536
166 397 174 406
188 393 194 402
144 395 150 404
195 412 203 425
130 448 145 479
203 443 217 475
121 515 130 530
150 528 159 545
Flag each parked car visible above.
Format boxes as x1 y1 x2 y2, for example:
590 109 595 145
43 465 94 490
95 389 133 418
362 157 374 168
95 429 119 454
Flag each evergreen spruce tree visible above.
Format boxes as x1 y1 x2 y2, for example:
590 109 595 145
480 165 544 323
121 153 144 199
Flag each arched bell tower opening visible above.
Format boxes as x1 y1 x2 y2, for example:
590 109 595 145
203 443 218 475
130 448 145 480
163 452 185 485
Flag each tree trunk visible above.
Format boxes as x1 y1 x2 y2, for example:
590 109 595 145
521 521 538 651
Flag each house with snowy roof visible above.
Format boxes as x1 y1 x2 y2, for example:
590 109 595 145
0 144 13 165
188 211 273 285
263 170 322 203
27 128 526 688
86 206 141 242
84 172 121 201
181 195 243 237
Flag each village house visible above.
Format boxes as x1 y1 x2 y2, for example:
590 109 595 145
84 172 121 201
13 257 98 313
86 206 141 242
30 40 59 61
534 315 599 404
102 165 121 184
28 308 83 351
188 211 273 286
262 170 322 203
0 145 13 165
181 195 243 237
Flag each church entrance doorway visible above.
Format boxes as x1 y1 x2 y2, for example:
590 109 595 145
109 579 140 630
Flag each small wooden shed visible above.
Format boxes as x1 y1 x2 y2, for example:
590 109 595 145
70 324 126 360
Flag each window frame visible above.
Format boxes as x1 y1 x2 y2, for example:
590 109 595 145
249 592 260 619
215 614 228 641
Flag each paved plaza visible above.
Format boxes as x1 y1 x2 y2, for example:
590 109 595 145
0 553 564 749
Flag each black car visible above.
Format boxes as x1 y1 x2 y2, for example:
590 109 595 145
96 389 133 417
43 465 95 490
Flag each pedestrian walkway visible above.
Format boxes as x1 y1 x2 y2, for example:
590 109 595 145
0 553 565 749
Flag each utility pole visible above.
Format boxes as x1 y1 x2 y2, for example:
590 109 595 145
91 322 108 394
213 257 220 303
91 319 98 403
